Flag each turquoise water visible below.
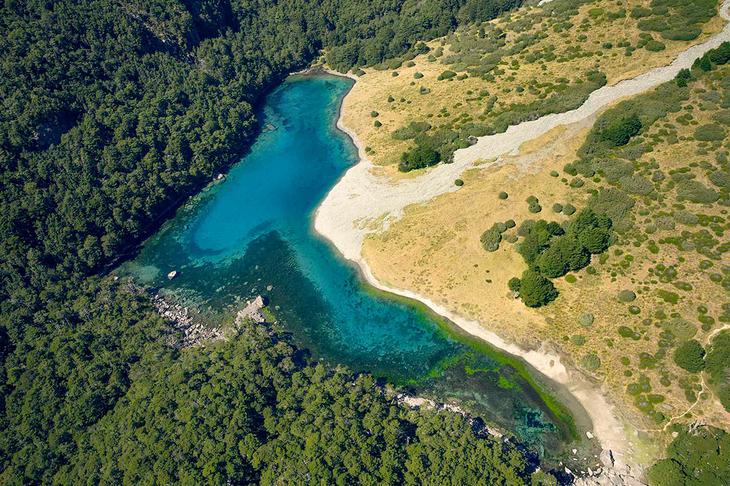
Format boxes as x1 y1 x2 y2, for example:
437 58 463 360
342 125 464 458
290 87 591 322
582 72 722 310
121 75 580 454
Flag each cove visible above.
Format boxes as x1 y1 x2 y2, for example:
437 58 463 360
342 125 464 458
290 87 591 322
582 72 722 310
120 74 587 457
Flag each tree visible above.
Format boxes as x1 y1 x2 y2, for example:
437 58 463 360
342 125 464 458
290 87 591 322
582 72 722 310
518 269 558 307
399 145 440 171
673 340 706 373
600 114 642 146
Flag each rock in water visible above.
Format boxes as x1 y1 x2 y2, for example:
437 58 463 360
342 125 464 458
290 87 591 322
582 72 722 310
167 270 178 280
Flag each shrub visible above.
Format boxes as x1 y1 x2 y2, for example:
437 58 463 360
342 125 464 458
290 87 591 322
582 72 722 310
537 235 589 278
562 204 576 216
393 121 431 140
518 269 558 307
600 114 642 147
413 72 424 79
374 120 382 128
454 178 464 186
645 40 665 52
438 70 457 80
617 290 636 302
399 146 439 172
673 339 706 373
647 426 730 485
370 111 379 118
587 188 635 232
706 331 730 411
552 203 563 214
480 226 502 252
694 123 726 142
498 191 508 200
676 68 692 87
508 277 521 292
581 353 601 371
579 313 595 327
676 180 719 204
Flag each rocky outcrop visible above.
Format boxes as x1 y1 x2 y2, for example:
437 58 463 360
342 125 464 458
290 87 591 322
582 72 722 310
152 293 270 348
235 295 267 324
152 294 224 348
574 449 646 486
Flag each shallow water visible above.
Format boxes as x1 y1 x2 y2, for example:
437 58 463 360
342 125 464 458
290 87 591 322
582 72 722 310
121 75 579 454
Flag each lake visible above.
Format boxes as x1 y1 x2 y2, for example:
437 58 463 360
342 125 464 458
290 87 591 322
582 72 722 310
120 74 586 457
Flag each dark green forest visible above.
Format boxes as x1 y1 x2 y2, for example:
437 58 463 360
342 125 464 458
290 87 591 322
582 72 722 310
0 0 542 483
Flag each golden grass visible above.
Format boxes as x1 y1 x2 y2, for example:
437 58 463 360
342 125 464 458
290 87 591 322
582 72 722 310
362 67 730 451
339 0 725 174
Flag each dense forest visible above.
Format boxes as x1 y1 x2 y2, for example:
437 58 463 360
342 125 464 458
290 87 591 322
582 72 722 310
0 0 542 483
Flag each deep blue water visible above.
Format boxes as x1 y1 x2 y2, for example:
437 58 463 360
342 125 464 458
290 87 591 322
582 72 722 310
121 75 580 454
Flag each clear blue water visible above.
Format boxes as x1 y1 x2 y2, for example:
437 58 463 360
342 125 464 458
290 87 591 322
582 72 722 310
121 75 582 455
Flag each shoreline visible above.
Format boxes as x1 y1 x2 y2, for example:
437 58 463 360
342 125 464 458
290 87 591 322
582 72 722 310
314 1 730 472
315 70 636 465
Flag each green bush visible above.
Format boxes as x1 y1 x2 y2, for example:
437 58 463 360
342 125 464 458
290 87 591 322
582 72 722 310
644 40 666 52
399 146 440 172
518 269 558 308
393 121 431 140
706 330 730 411
537 235 588 278
480 226 502 252
454 178 464 186
414 72 424 79
508 277 521 292
579 313 595 327
600 114 642 146
676 179 719 204
498 191 508 200
673 339 706 373
647 426 730 486
617 289 637 302
694 123 726 141
438 70 457 80
374 120 382 128
581 353 601 371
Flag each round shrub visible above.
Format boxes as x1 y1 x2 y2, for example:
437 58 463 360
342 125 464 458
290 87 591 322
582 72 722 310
454 179 464 186
504 219 516 229
413 72 424 79
519 269 558 308
374 120 382 128
552 203 563 213
673 340 706 373
581 353 601 371
387 95 395 102
399 146 439 172
645 40 666 52
617 289 637 302
579 313 595 327
563 204 576 216
694 123 726 142
371 111 379 118
438 70 457 80
480 227 502 252
498 191 509 200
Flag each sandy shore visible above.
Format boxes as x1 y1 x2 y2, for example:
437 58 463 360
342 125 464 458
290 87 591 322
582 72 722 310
314 0 730 470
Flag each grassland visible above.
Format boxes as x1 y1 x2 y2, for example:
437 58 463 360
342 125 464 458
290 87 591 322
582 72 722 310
362 55 730 461
338 0 724 174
